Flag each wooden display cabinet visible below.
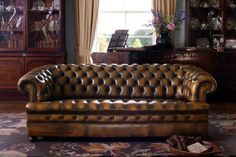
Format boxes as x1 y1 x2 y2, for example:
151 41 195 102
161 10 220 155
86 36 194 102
224 0 236 49
0 0 65 100
0 0 24 50
27 0 63 51
186 0 224 48
186 0 236 49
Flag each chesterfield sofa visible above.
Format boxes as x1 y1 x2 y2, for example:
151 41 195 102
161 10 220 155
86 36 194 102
18 63 217 139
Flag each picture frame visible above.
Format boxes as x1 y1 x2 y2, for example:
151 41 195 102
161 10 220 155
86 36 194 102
212 34 224 49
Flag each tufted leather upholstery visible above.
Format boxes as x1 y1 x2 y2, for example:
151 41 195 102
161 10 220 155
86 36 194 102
18 64 216 102
18 64 217 138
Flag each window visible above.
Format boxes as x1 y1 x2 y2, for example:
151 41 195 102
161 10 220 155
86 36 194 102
94 0 153 52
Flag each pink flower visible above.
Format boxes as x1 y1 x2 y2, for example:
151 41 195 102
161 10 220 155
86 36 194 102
167 23 176 31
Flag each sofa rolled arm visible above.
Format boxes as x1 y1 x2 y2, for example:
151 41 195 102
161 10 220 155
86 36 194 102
17 65 55 102
176 65 217 102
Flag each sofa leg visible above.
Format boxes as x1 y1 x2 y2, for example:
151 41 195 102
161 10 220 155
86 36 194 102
29 136 38 142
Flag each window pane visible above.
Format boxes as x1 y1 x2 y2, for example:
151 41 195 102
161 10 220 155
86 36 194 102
127 36 153 47
100 0 125 11
125 0 152 11
98 13 125 35
98 36 110 52
126 13 152 34
129 29 153 37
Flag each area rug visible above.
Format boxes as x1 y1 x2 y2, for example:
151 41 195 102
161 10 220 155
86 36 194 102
209 112 236 135
0 112 227 157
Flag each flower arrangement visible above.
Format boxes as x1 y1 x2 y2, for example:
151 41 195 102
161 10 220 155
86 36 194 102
150 9 186 36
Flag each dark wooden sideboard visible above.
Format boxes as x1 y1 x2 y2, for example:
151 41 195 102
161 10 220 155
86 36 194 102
92 48 236 101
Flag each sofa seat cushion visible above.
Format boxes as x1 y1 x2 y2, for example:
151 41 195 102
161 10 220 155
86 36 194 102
26 99 209 113
26 99 208 123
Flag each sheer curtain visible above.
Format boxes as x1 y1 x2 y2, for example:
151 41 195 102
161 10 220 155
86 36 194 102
74 0 99 64
152 0 176 16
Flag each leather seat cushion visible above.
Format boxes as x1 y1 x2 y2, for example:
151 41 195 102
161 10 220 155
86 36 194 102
26 99 208 123
26 99 209 114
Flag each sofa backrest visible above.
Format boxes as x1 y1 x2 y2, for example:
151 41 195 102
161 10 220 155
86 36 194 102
48 64 187 100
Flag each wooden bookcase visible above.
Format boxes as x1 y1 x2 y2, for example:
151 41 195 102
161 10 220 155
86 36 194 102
0 0 65 100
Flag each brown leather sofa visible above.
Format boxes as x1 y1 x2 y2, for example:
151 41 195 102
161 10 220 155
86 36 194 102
18 63 217 139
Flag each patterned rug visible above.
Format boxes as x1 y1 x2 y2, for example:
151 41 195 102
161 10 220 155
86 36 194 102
0 112 228 157
209 112 236 135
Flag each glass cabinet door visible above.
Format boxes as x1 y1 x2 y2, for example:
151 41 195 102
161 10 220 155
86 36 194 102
225 0 236 49
187 0 223 48
0 0 24 49
27 0 62 50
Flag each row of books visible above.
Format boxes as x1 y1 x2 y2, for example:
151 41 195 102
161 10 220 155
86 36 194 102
0 40 23 48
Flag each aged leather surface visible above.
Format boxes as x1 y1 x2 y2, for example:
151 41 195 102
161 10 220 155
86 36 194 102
18 64 217 137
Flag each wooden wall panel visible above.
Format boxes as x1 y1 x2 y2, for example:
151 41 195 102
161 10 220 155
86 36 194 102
0 55 64 100
0 57 24 90
24 56 63 73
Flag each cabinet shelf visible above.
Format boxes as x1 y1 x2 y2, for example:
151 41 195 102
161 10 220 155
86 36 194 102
226 7 236 10
29 30 46 32
0 30 23 33
0 10 23 14
226 29 236 31
190 6 222 10
190 29 222 31
28 9 59 13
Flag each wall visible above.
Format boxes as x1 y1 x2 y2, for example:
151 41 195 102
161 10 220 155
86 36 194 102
174 0 186 48
65 0 76 63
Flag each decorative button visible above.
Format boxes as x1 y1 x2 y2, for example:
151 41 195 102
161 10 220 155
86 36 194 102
45 116 51 120
72 115 77 120
59 115 64 120
97 116 102 120
84 116 88 120
148 115 153 121
136 116 140 120
173 115 178 120
109 116 115 120
186 115 191 121
160 115 165 120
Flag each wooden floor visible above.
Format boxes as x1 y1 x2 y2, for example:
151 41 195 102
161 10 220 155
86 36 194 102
0 101 26 112
1 101 235 156
0 101 236 113
209 101 236 113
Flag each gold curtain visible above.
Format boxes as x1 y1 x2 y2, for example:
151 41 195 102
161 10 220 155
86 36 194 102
74 0 99 64
152 0 177 16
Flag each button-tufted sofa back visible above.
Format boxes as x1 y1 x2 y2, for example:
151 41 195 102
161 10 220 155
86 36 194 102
30 64 190 101
18 63 217 102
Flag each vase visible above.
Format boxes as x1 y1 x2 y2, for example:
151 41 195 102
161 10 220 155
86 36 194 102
155 32 174 50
